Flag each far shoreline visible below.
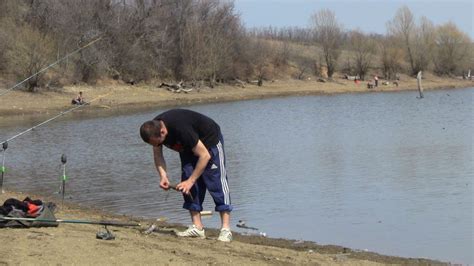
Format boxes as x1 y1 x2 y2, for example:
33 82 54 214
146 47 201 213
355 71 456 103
0 77 472 127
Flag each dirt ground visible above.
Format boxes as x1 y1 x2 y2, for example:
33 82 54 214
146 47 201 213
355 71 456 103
0 77 469 265
0 75 472 125
0 191 445 265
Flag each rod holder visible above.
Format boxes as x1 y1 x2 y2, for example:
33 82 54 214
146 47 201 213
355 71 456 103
0 142 6 193
60 154 67 205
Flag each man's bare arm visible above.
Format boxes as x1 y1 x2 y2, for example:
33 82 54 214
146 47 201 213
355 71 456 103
153 145 170 189
176 140 211 194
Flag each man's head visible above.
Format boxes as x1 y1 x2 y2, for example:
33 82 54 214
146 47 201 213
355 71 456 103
79 91 83 95
140 120 166 146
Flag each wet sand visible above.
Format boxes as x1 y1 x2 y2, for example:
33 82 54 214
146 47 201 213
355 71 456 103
0 191 445 265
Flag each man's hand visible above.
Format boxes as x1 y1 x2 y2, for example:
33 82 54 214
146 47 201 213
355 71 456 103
160 176 170 190
176 179 195 195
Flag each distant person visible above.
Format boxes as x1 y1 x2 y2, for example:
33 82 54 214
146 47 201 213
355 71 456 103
71 91 85 105
374 75 379 87
140 109 233 242
367 80 374 89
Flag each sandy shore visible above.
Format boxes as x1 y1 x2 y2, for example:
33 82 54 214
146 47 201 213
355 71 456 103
0 75 472 125
1 77 469 264
0 191 445 265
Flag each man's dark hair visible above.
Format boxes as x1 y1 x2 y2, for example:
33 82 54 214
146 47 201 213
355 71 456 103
140 120 162 143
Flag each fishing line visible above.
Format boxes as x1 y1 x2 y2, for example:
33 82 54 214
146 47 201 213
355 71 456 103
1 100 112 209
0 37 102 97
0 91 112 146
0 91 111 192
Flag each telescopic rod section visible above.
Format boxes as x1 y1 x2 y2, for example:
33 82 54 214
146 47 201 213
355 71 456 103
0 216 141 227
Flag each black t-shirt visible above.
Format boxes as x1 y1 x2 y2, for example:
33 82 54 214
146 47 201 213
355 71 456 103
154 109 220 152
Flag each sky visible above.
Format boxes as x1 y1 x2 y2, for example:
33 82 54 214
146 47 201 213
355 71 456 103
233 0 473 38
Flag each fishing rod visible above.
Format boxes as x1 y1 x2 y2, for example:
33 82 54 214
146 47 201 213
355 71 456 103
0 91 110 192
0 37 102 97
0 216 141 227
0 91 112 147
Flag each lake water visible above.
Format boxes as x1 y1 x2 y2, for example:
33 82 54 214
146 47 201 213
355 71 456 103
0 88 472 264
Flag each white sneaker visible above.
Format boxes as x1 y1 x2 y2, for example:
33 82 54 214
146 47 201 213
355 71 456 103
176 225 205 239
217 228 232 242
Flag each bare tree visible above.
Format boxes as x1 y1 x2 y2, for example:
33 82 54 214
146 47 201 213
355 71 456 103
162 0 193 81
387 6 417 75
433 22 471 75
178 0 245 87
247 39 275 85
0 21 11 73
36 0 114 83
182 6 208 84
0 0 28 21
6 26 56 91
310 9 343 78
379 36 404 80
202 1 239 86
0 0 29 73
105 0 167 82
248 26 313 44
412 17 436 73
293 54 314 80
273 41 290 69
349 30 376 80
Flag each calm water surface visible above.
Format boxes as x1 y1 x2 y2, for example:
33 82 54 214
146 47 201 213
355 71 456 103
0 88 472 264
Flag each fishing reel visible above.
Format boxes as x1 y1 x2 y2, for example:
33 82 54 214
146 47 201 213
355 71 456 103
96 225 115 240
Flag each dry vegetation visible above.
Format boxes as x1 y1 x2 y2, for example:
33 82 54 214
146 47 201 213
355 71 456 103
0 0 472 94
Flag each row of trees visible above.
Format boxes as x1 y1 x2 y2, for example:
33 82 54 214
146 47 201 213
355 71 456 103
307 7 472 80
0 0 257 90
253 7 472 81
0 1 472 91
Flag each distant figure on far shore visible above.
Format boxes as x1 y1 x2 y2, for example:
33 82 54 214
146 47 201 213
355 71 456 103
71 91 85 105
374 75 379 87
367 80 375 89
